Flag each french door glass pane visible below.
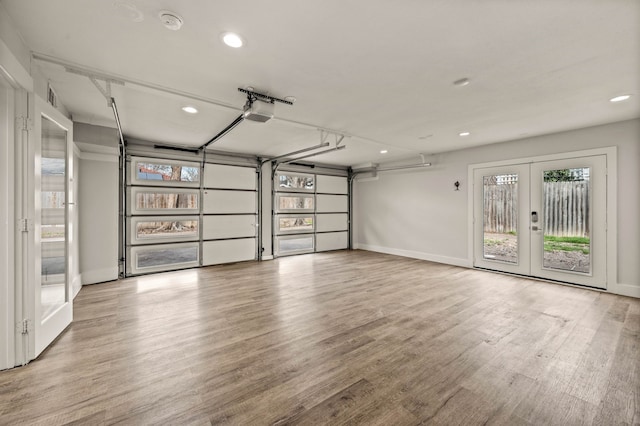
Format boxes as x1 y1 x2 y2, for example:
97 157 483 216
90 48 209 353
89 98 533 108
483 174 518 264
40 116 67 320
542 167 590 273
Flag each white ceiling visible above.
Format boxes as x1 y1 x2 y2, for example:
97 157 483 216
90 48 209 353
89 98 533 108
2 0 638 166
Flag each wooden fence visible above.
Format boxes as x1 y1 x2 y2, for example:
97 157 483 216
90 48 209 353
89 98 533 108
483 181 590 237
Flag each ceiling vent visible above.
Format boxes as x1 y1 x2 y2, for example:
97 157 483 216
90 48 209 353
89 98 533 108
243 99 275 123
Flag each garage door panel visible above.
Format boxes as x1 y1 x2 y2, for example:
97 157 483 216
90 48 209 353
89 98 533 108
203 215 256 239
203 239 256 265
316 194 348 212
203 190 256 214
204 164 256 190
316 213 348 232
316 232 348 252
316 175 348 194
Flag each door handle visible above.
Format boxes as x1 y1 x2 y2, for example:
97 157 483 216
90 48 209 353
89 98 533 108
531 225 540 231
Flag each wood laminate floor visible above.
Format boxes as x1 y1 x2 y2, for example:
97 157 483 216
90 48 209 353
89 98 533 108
0 250 638 425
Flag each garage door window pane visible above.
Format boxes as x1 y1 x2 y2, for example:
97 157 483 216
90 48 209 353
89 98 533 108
278 236 314 254
136 192 198 210
277 216 314 233
136 246 198 269
136 161 199 183
136 220 198 240
278 174 314 191
277 195 314 212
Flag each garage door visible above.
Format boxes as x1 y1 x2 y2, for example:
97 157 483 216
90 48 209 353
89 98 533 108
126 156 257 275
274 171 348 256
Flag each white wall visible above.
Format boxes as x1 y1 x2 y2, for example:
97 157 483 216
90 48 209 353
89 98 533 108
354 119 640 297
75 123 119 284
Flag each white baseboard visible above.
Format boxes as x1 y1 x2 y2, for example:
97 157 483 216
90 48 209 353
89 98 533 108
355 243 473 268
609 282 640 299
82 267 118 285
261 255 274 261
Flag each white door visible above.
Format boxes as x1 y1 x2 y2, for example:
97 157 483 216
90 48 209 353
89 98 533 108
32 97 74 357
530 156 606 287
474 164 530 275
473 155 607 289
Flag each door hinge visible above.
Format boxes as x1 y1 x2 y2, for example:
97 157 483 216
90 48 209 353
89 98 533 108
18 218 32 232
17 319 31 335
15 116 33 131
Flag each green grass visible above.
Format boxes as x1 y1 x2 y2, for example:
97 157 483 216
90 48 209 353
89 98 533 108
544 235 590 245
484 238 505 246
543 235 590 254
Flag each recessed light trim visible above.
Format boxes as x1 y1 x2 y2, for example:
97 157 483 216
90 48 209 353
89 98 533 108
181 106 198 114
459 131 470 137
380 150 388 154
222 32 244 48
610 94 631 103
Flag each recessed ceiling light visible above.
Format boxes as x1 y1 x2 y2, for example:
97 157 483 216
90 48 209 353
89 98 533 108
459 131 470 136
453 78 470 87
380 150 388 154
222 32 244 48
181 106 198 114
610 94 631 103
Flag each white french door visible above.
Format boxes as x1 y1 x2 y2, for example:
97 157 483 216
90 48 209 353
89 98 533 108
32 97 74 357
473 155 607 289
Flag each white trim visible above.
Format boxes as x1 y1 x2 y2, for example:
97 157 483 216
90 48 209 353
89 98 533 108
78 151 119 163
467 147 616 170
72 274 82 299
81 267 118 285
75 141 119 157
355 243 473 268
609 283 640 299
262 255 274 261
0 38 33 91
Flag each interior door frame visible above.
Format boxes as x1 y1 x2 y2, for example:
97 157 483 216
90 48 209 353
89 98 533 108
468 147 617 291
0 71 16 370
30 96 74 359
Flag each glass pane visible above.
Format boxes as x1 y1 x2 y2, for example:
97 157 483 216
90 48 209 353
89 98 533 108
278 174 314 191
136 161 199 182
136 246 198 269
542 167 590 273
278 236 314 254
40 116 67 320
136 192 198 210
278 195 314 211
483 174 518 264
278 216 314 233
136 220 198 240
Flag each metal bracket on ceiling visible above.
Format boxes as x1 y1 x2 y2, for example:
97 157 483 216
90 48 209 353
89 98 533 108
64 66 125 108
320 129 346 147
89 77 113 107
